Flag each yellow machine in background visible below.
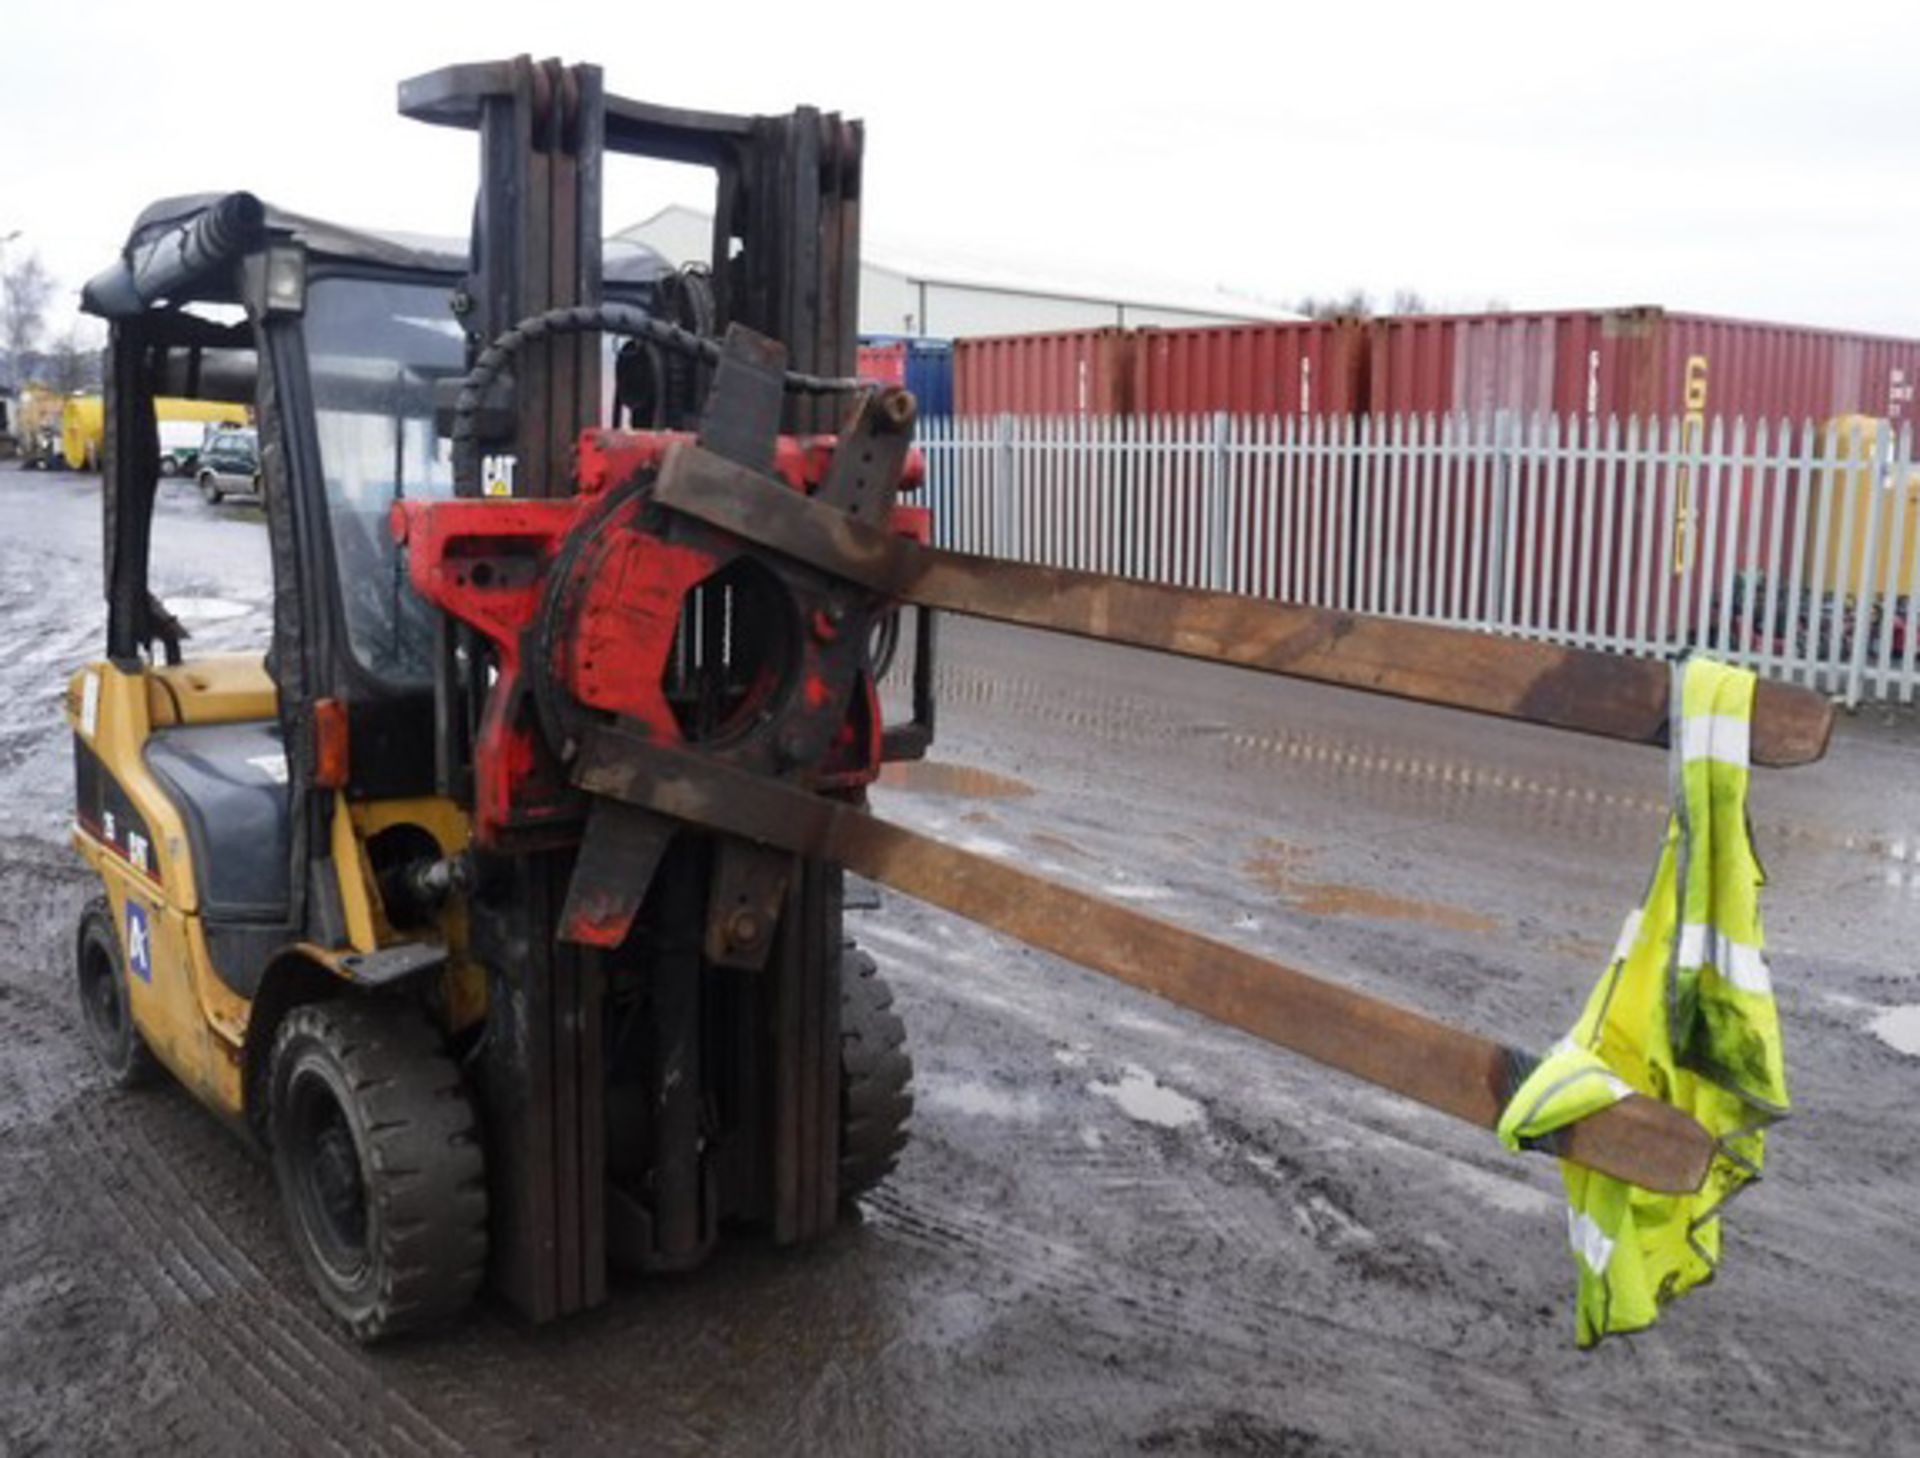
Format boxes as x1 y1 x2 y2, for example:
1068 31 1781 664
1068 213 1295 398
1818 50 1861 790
57 394 248 472
1804 415 1920 598
13 389 69 467
59 396 103 471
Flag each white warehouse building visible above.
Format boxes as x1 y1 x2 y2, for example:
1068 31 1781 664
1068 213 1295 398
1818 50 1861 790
615 205 1299 337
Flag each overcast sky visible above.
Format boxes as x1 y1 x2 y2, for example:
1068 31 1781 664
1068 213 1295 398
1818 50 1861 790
5 0 1918 338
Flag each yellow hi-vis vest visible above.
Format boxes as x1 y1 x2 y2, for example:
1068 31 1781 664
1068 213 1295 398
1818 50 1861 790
1496 655 1789 1348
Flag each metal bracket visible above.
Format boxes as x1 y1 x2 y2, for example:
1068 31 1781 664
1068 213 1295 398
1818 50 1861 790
704 839 794 969
332 940 447 988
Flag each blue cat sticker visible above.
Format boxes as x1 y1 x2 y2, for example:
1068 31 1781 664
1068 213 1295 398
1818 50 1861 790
126 901 151 983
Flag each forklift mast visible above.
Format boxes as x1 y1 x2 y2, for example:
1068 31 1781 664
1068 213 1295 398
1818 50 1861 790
398 57 865 1322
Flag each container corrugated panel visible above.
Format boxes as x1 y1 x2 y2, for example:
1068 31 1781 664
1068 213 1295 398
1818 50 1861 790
857 341 907 389
952 329 1135 415
859 336 953 417
1130 320 1369 416
1653 313 1920 426
1367 307 1920 424
1366 309 1667 419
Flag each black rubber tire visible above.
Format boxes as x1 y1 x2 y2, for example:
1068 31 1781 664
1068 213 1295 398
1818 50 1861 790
198 470 222 504
267 1000 487 1342
74 898 159 1088
839 940 913 1202
158 453 179 478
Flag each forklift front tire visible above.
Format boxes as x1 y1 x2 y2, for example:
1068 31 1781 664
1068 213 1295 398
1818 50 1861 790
267 999 487 1342
197 471 222 504
839 941 914 1202
75 898 158 1089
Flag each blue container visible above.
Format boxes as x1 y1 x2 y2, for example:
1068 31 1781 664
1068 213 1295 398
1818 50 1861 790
860 334 953 418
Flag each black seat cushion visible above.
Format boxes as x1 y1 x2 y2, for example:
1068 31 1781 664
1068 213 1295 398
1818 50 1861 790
144 721 292 922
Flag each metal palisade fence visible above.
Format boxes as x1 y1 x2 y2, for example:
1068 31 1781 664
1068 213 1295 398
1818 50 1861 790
916 412 1920 707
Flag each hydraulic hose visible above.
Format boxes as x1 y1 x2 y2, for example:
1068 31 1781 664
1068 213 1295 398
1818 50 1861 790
449 302 866 494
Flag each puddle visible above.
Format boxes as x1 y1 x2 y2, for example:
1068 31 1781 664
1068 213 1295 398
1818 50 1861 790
878 760 1035 799
1088 1065 1205 1129
163 596 252 622
1869 1005 1920 1057
1243 839 1497 934
1027 830 1087 860
921 1077 1045 1121
1101 883 1171 902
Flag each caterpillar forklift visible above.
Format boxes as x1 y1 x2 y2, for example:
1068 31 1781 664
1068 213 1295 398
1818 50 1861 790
68 56 1835 1342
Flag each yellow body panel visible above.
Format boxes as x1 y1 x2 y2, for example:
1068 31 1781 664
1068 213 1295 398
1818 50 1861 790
69 660 249 1115
69 662 204 917
70 656 486 1117
147 654 279 727
349 797 486 1031
332 792 384 953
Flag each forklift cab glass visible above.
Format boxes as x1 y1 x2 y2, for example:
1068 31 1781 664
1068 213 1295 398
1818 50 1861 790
302 274 465 684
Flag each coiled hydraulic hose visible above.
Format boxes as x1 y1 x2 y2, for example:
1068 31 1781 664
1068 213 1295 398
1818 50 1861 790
449 303 867 494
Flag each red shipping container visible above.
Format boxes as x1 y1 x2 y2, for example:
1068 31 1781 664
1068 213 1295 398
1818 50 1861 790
952 329 1135 415
1366 307 1920 426
857 341 908 388
1130 320 1369 416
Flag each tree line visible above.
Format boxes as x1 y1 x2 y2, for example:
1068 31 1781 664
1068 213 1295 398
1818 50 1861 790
2 250 103 395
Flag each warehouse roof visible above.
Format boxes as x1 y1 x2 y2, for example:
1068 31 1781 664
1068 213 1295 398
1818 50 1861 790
614 205 1302 325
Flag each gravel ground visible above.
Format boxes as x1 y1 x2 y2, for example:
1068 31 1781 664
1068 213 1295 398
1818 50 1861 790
1 462 1916 1455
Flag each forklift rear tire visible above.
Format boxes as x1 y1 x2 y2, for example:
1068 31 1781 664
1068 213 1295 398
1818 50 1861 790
839 941 913 1202
268 999 487 1342
75 898 158 1089
198 471 222 504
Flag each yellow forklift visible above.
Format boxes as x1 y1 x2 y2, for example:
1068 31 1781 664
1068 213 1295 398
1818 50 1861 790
67 56 1832 1343
69 58 917 1339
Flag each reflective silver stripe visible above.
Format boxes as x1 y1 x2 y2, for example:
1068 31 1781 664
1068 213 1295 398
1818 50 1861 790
1568 1207 1615 1275
1512 1061 1629 1136
1676 922 1772 996
1612 909 1643 963
1679 713 1751 769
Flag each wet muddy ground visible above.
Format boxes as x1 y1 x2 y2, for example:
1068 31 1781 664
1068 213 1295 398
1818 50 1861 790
2 463 1917 1454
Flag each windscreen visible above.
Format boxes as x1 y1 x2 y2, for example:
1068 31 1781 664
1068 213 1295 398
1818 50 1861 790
303 274 465 683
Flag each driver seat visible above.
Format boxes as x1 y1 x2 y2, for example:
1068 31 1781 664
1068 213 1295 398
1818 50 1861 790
144 720 295 995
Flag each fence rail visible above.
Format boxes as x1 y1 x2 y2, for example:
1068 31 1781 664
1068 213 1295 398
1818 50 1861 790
917 412 1920 706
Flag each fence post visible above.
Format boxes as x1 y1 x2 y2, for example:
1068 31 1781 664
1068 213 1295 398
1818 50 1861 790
1489 410 1515 628
1846 420 1895 708
993 412 1016 559
1207 411 1231 591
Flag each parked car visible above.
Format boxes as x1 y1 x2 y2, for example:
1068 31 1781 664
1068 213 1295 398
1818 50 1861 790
158 419 217 478
196 427 261 502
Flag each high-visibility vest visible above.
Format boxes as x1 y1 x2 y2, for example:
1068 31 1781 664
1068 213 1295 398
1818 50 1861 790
1497 655 1789 1348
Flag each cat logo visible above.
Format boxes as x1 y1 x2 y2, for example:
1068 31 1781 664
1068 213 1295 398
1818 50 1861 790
126 901 152 983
